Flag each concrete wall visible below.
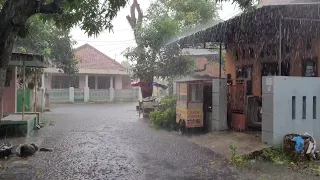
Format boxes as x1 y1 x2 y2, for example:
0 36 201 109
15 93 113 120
262 76 320 148
3 67 17 114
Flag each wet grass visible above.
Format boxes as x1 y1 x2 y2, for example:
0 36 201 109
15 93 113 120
40 118 54 126
243 147 320 177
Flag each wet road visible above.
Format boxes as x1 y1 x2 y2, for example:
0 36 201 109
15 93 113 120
0 103 238 180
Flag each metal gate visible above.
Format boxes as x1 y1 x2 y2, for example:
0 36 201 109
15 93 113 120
227 79 248 130
74 89 84 103
228 79 247 113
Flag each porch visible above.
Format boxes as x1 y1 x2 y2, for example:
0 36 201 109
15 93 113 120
42 73 139 103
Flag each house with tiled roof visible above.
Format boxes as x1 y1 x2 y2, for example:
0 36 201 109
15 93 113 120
43 44 134 103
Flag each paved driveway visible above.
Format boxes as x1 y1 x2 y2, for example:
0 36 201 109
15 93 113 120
0 103 237 180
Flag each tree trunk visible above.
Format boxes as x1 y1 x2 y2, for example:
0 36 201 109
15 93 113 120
0 0 39 118
126 0 155 97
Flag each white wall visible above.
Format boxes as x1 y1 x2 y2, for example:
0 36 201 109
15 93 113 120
262 76 320 148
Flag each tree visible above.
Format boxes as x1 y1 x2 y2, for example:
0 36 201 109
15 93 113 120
0 0 128 108
125 0 219 97
216 0 260 11
121 59 133 79
14 15 77 89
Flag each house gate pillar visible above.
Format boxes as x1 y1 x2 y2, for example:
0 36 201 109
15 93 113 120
109 76 114 101
210 78 228 131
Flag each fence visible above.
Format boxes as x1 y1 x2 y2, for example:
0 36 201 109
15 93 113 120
48 87 140 103
48 89 70 102
89 89 110 102
115 89 140 102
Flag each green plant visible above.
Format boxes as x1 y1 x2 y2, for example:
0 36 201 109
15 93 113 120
149 96 176 129
312 165 320 176
261 148 293 165
230 144 246 166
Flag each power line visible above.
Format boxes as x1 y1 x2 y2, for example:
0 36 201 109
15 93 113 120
73 39 135 43
75 40 136 46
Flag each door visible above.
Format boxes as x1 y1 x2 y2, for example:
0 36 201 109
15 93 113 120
74 89 84 103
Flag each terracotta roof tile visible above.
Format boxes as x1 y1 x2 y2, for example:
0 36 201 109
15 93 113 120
75 44 125 71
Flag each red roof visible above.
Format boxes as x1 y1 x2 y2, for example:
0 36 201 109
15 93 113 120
75 44 125 71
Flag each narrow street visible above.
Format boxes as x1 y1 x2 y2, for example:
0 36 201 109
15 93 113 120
0 103 238 180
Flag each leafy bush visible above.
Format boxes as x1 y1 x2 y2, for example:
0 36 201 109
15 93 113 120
149 96 176 129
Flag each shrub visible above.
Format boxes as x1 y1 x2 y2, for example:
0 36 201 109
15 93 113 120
149 96 176 129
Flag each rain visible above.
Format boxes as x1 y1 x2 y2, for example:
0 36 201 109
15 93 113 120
0 0 320 179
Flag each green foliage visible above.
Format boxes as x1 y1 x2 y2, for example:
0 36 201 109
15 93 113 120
13 16 78 89
15 16 78 74
125 0 218 81
261 148 294 165
230 144 246 166
216 0 260 11
41 0 128 37
149 96 177 129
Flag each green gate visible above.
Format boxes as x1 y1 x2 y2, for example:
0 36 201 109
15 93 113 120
17 89 32 112
74 89 84 103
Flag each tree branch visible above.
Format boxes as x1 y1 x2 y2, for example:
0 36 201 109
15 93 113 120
126 0 143 30
39 0 63 14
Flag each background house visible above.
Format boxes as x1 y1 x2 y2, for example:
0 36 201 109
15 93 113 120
43 44 137 103
44 44 130 91
172 48 224 94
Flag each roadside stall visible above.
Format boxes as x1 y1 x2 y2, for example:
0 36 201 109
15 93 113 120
175 76 213 133
132 81 167 118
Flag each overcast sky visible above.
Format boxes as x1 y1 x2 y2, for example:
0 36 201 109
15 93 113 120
70 0 240 63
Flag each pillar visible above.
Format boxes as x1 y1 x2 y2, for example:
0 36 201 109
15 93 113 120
109 76 114 101
69 87 74 103
14 67 18 113
211 78 228 131
85 74 88 88
83 74 89 102
41 73 45 89
95 76 98 89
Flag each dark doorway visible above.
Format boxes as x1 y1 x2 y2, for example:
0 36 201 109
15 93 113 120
203 83 212 132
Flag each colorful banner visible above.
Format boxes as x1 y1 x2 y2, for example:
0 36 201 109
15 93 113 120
186 109 203 128
176 107 187 124
179 83 187 96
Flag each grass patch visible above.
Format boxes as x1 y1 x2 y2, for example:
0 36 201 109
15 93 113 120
261 148 294 165
230 144 246 166
40 118 54 126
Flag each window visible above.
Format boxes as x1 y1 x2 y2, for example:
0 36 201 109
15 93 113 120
188 83 203 102
302 96 306 119
313 96 317 119
303 57 318 77
88 76 96 89
5 68 12 87
292 96 296 120
51 75 73 89
71 76 79 88
179 83 187 101
97 76 110 89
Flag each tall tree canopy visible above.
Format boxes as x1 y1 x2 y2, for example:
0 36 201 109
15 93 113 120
125 0 219 81
14 15 77 89
0 0 128 105
216 0 260 11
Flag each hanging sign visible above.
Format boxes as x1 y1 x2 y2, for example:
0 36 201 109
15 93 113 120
179 83 187 96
